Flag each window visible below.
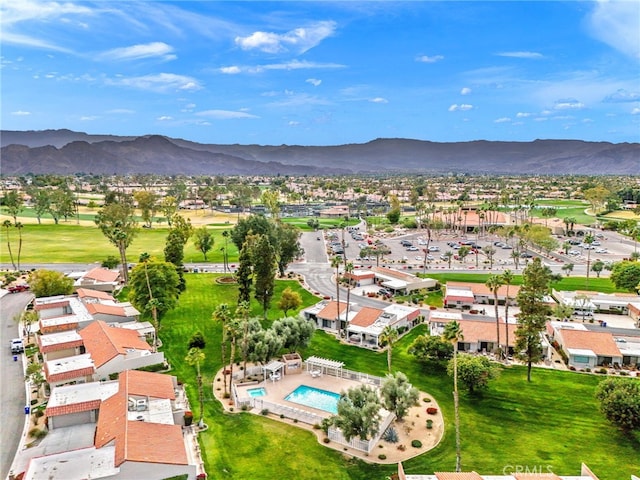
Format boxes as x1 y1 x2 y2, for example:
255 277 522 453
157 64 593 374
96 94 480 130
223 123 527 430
572 355 591 364
322 319 332 329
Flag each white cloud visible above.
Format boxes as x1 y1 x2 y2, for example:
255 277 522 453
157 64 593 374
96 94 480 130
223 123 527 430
80 115 98 121
516 112 531 118
196 110 259 119
306 78 322 87
235 20 336 54
460 87 471 95
496 51 543 59
603 89 640 103
11 110 31 116
448 104 473 112
100 42 176 62
288 121 300 126
157 115 173 121
554 99 585 110
494 117 511 123
416 55 444 63
220 66 241 74
632 107 640 115
370 97 388 104
107 73 202 93
588 0 640 59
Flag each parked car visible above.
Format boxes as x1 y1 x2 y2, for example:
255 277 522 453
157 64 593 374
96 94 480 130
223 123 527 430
406 246 419 251
10 338 24 354
400 240 413 247
378 288 391 296
595 248 608 254
428 246 440 252
7 284 29 293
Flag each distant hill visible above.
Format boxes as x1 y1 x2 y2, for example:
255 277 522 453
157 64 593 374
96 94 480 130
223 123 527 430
1 129 638 175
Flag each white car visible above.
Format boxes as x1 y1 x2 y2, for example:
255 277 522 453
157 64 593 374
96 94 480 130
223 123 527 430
595 248 608 254
428 246 440 252
426 254 434 261
415 256 423 261
568 250 580 256
417 239 427 245
406 246 419 251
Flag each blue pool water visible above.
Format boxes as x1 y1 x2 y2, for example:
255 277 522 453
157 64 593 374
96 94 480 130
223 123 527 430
284 385 340 414
247 387 266 397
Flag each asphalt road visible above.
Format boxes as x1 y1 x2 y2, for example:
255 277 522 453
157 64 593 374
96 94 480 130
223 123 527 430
0 291 33 480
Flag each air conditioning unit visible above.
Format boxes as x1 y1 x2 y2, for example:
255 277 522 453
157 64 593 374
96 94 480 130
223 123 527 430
136 399 148 411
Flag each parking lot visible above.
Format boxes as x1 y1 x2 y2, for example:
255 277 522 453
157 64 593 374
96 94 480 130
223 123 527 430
324 224 633 274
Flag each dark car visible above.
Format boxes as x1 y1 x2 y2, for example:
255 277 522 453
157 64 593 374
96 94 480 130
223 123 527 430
8 284 29 293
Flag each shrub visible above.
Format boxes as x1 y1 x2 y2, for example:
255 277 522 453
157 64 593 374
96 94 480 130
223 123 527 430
411 440 422 448
261 409 269 416
223 392 231 399
620 371 629 376
241 404 248 411
422 397 431 403
183 411 193 426
280 414 285 419
585 367 591 373
34 410 44 419
382 426 399 443
378 454 387 460
426 419 434 429
323 437 330 443
426 407 438 415
29 428 47 439
569 366 576 371
598 368 608 374
188 331 206 350
397 444 406 451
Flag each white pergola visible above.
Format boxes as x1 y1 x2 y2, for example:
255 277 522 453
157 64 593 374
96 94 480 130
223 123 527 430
305 356 344 376
262 360 285 381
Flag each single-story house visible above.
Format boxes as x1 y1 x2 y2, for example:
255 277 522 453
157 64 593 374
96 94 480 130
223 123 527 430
371 267 437 295
346 304 421 348
44 353 96 388
79 320 164 380
74 267 121 292
553 289 640 315
445 281 520 307
302 300 353 332
37 330 84 362
24 370 199 480
548 322 623 368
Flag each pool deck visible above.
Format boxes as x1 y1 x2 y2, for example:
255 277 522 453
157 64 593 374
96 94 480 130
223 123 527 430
214 366 445 464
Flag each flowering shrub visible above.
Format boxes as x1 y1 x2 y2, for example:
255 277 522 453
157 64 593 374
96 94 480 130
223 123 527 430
426 407 438 415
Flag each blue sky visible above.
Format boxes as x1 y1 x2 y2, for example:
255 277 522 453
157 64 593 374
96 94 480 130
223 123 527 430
2 1 639 146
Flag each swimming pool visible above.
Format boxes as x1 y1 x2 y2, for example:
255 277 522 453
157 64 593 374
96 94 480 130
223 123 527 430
247 387 266 397
284 385 340 414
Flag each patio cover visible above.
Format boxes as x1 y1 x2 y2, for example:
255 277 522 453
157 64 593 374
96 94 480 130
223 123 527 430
262 360 285 378
306 356 344 376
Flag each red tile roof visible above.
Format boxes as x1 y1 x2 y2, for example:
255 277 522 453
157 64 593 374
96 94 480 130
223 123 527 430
83 267 120 282
349 306 383 328
44 364 96 383
77 288 115 301
559 329 621 357
46 399 101 417
80 321 151 368
34 300 70 311
95 371 186 467
435 473 483 480
85 303 127 316
447 281 521 297
455 319 517 345
317 300 348 320
124 370 175 400
37 336 84 354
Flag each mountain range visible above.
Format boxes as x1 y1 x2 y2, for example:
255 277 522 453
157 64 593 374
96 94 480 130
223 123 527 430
1 129 638 176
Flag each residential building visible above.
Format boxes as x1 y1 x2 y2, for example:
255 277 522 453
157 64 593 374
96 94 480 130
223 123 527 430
75 267 122 292
21 370 200 480
444 281 520 309
554 289 640 315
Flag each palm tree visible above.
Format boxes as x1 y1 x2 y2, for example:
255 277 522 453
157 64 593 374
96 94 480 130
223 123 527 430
583 233 594 289
485 275 503 358
185 347 206 427
139 252 159 351
501 270 514 359
443 320 464 472
344 261 354 338
15 222 23 271
3 220 16 270
379 325 398 373
212 304 232 396
331 255 342 331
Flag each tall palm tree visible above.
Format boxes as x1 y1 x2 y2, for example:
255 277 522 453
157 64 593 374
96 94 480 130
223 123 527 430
2 220 16 270
583 233 594 290
443 320 464 472
344 261 354 338
501 269 514 360
212 304 231 396
331 255 342 331
139 252 159 351
379 325 398 373
485 274 503 357
185 347 206 427
15 222 23 271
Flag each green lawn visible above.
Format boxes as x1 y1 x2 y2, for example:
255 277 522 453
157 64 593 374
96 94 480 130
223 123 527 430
0 224 240 264
422 272 617 293
281 217 360 231
158 274 638 479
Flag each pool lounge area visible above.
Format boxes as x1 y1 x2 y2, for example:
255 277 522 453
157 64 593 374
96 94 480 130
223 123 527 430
230 358 397 454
